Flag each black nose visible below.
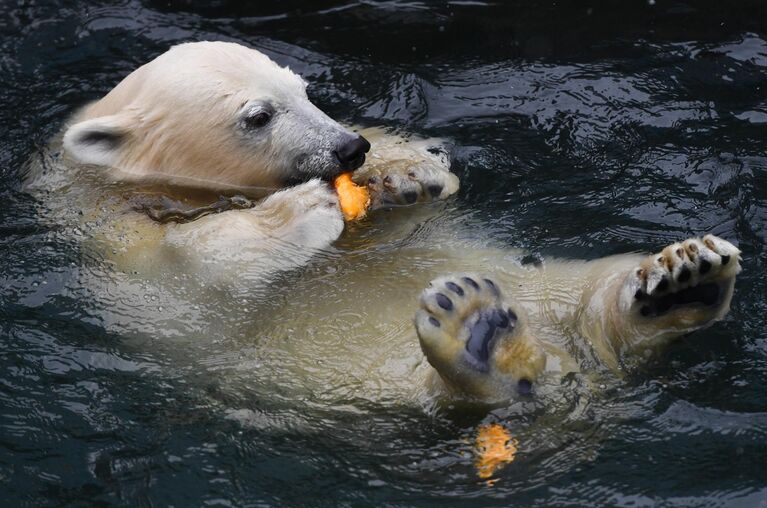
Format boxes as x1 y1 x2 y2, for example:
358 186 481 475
335 135 371 171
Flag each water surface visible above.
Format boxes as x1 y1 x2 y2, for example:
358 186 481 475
2 1 767 506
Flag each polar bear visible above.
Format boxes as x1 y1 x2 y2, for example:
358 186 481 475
23 41 742 410
25 41 459 286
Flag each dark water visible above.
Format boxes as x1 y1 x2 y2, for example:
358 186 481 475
2 1 767 506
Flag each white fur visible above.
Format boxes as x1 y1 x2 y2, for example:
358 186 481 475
41 41 460 290
63 41 357 190
30 42 741 407
415 236 741 400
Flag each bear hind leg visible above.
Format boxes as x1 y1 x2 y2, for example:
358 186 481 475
415 274 545 400
620 235 741 336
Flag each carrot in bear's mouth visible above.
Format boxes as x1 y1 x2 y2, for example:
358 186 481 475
333 172 370 221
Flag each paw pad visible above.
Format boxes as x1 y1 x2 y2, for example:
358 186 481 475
462 276 480 290
436 293 453 311
415 273 545 399
446 281 464 296
427 184 443 197
416 274 521 372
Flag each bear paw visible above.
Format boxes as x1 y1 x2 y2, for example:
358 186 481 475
166 179 344 258
415 274 545 399
267 179 345 250
625 234 741 318
354 156 459 207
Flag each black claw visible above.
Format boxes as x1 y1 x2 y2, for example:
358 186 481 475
678 266 691 283
403 191 418 204
517 379 533 396
507 308 518 323
699 259 712 274
720 254 730 266
483 278 499 295
462 277 479 290
491 309 510 328
435 293 453 311
427 184 443 198
428 316 440 328
656 277 669 293
445 281 464 296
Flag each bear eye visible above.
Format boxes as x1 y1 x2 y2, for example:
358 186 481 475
244 111 271 129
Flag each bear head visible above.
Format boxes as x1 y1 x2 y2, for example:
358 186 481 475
63 41 370 192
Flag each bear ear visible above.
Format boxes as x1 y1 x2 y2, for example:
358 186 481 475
63 114 131 167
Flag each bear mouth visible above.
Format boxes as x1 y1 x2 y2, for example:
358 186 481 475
637 282 721 317
292 153 367 185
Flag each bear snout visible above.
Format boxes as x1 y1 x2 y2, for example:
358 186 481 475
334 134 371 172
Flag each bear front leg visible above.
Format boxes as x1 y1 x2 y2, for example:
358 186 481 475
350 127 459 207
164 180 344 284
611 234 742 353
257 179 346 252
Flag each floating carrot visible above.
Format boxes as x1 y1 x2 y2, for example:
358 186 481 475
475 423 517 482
